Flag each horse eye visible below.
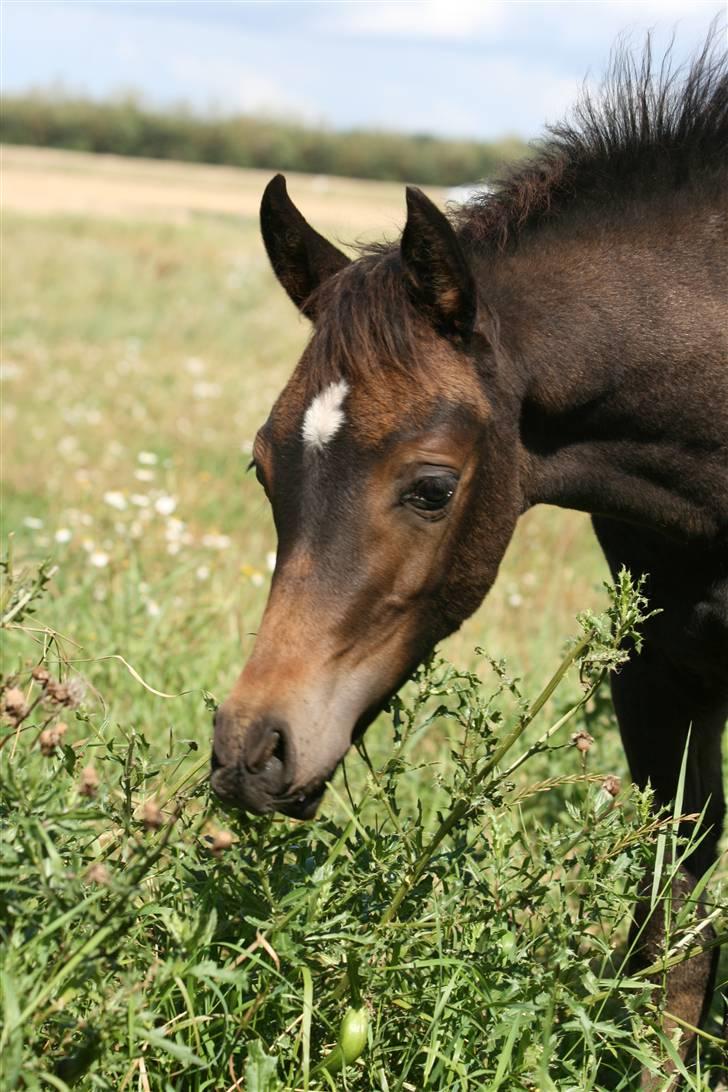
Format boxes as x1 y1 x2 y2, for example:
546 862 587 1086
403 475 457 513
248 458 269 495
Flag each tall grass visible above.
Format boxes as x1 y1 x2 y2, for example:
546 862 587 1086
2 554 725 1090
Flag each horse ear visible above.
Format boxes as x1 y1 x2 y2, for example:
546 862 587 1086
260 174 350 320
401 186 477 339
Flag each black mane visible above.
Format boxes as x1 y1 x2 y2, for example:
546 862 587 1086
456 22 728 249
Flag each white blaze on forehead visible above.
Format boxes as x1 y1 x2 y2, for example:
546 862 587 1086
302 379 350 450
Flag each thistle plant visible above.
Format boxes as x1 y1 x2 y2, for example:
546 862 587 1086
1 555 725 1091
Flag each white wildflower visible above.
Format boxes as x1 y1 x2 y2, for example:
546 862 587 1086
146 600 161 618
265 551 277 573
134 468 155 482
137 451 158 465
0 360 22 381
184 356 206 375
23 517 44 530
196 565 210 581
55 528 72 543
64 509 83 526
202 532 231 550
154 495 177 517
164 517 185 540
103 490 127 511
89 550 110 568
250 572 264 588
58 435 79 456
507 592 523 609
130 493 150 507
192 381 221 400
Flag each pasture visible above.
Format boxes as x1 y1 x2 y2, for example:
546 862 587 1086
1 146 726 1089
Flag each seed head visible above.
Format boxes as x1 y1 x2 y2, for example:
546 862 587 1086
39 721 67 756
46 680 70 705
142 800 164 831
85 862 111 885
66 677 86 708
571 729 594 754
31 666 51 687
602 774 621 797
210 830 234 856
3 687 27 719
79 765 100 798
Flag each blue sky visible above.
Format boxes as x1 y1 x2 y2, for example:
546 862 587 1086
2 1 723 139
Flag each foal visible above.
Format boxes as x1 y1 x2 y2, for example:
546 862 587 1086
213 35 728 1079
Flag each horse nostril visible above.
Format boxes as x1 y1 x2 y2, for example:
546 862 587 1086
244 717 289 779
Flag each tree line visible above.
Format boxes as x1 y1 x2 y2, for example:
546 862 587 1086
0 91 527 185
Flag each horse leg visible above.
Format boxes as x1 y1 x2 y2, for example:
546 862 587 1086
592 517 727 1086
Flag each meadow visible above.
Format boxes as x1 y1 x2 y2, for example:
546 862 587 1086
1 146 726 1090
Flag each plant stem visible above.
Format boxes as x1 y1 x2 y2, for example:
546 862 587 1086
379 629 595 927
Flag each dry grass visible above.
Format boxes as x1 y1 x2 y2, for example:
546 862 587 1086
1 144 427 237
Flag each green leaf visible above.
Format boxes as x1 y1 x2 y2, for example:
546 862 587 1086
245 1040 280 1092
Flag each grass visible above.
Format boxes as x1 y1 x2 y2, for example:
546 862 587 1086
1 152 726 1089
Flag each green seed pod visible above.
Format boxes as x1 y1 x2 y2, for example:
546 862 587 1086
321 1005 369 1072
499 930 517 958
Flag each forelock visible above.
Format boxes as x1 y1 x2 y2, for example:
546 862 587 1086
305 247 426 384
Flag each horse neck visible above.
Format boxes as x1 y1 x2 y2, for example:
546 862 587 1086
477 196 728 544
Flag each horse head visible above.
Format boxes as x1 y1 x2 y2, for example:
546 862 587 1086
211 175 522 818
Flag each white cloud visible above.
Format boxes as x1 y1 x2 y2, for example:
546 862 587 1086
167 52 311 118
328 0 717 44
331 0 509 40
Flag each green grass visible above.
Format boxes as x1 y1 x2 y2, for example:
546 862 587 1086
1 181 726 1089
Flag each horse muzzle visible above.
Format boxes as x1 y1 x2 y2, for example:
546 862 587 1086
210 703 333 819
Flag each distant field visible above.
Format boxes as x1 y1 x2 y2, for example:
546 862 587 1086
1 144 429 235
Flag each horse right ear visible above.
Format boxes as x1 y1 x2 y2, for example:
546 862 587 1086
260 175 350 321
401 186 477 340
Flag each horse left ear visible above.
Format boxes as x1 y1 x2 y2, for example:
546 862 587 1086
401 186 477 339
260 174 350 321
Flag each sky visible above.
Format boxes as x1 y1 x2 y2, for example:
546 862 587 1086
1 1 724 140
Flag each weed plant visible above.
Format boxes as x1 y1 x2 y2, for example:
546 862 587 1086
1 554 726 1091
